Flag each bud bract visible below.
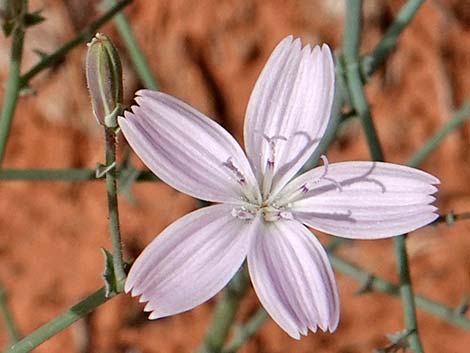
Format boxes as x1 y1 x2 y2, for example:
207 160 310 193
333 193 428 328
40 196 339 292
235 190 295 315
86 33 123 128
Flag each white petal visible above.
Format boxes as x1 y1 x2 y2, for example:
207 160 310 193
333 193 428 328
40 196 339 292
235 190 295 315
244 36 335 197
248 220 340 339
282 161 439 239
125 204 260 318
119 90 259 203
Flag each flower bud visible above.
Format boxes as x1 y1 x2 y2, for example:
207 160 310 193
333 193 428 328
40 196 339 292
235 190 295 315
86 33 123 128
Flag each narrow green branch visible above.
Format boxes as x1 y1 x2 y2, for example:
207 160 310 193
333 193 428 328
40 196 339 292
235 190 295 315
329 254 470 330
104 0 159 90
3 288 112 353
407 100 470 168
222 309 268 353
20 0 132 86
197 267 250 353
104 128 126 290
0 286 21 345
361 0 425 77
343 0 384 162
0 0 28 164
0 168 157 181
343 1 424 352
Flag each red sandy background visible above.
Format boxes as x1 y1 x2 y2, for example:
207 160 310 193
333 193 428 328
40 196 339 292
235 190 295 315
0 0 469 352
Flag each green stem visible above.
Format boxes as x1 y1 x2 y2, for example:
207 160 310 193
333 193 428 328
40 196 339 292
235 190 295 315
0 0 27 165
343 1 424 352
0 168 157 181
222 309 268 353
3 288 112 353
104 128 126 289
104 0 159 90
197 267 250 353
407 100 470 168
343 0 384 162
20 0 132 86
361 0 425 77
329 254 470 330
0 286 21 345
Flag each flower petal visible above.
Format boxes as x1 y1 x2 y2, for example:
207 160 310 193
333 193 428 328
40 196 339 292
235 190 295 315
125 204 260 319
282 161 439 239
244 36 335 197
248 219 340 339
119 90 259 203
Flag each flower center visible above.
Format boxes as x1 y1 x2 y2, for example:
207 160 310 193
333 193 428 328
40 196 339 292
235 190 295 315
231 203 293 222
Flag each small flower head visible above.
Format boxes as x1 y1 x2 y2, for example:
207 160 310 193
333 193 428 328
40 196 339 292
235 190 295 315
86 33 123 128
118 36 439 339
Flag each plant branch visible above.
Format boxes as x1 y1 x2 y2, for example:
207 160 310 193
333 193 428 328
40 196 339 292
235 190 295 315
0 286 21 345
407 100 470 168
222 309 268 353
104 128 126 290
197 267 250 353
329 254 470 330
361 0 425 77
104 0 159 90
3 288 112 353
0 0 28 164
343 1 424 352
0 168 157 181
20 0 132 86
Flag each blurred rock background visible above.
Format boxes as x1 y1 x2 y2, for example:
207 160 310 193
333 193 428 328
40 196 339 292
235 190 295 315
0 0 469 352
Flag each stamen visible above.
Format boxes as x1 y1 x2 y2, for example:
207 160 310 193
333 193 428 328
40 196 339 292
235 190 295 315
262 209 293 222
263 134 287 170
259 133 287 198
319 155 329 179
275 155 342 206
222 157 246 185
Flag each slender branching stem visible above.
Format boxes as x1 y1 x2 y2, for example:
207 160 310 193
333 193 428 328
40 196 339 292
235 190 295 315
104 0 159 90
0 0 28 164
0 168 157 181
407 101 470 168
361 0 425 77
20 0 132 86
3 288 112 353
197 267 250 353
104 128 126 290
343 1 425 352
0 286 21 345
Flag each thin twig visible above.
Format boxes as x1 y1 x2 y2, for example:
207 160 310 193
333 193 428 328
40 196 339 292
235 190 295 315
197 267 250 353
361 0 425 77
3 288 112 353
104 0 159 90
342 1 424 352
0 168 157 181
0 286 21 345
104 128 126 290
19 0 132 86
222 309 268 353
0 0 28 164
407 100 470 168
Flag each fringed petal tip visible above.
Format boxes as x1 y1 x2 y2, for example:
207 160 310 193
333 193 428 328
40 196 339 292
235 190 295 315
287 162 441 239
244 35 335 194
248 220 340 339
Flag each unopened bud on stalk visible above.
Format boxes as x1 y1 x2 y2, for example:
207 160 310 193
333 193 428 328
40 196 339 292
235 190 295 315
86 33 123 128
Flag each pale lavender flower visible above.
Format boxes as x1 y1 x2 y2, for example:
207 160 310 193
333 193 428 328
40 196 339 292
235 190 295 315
119 36 439 339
